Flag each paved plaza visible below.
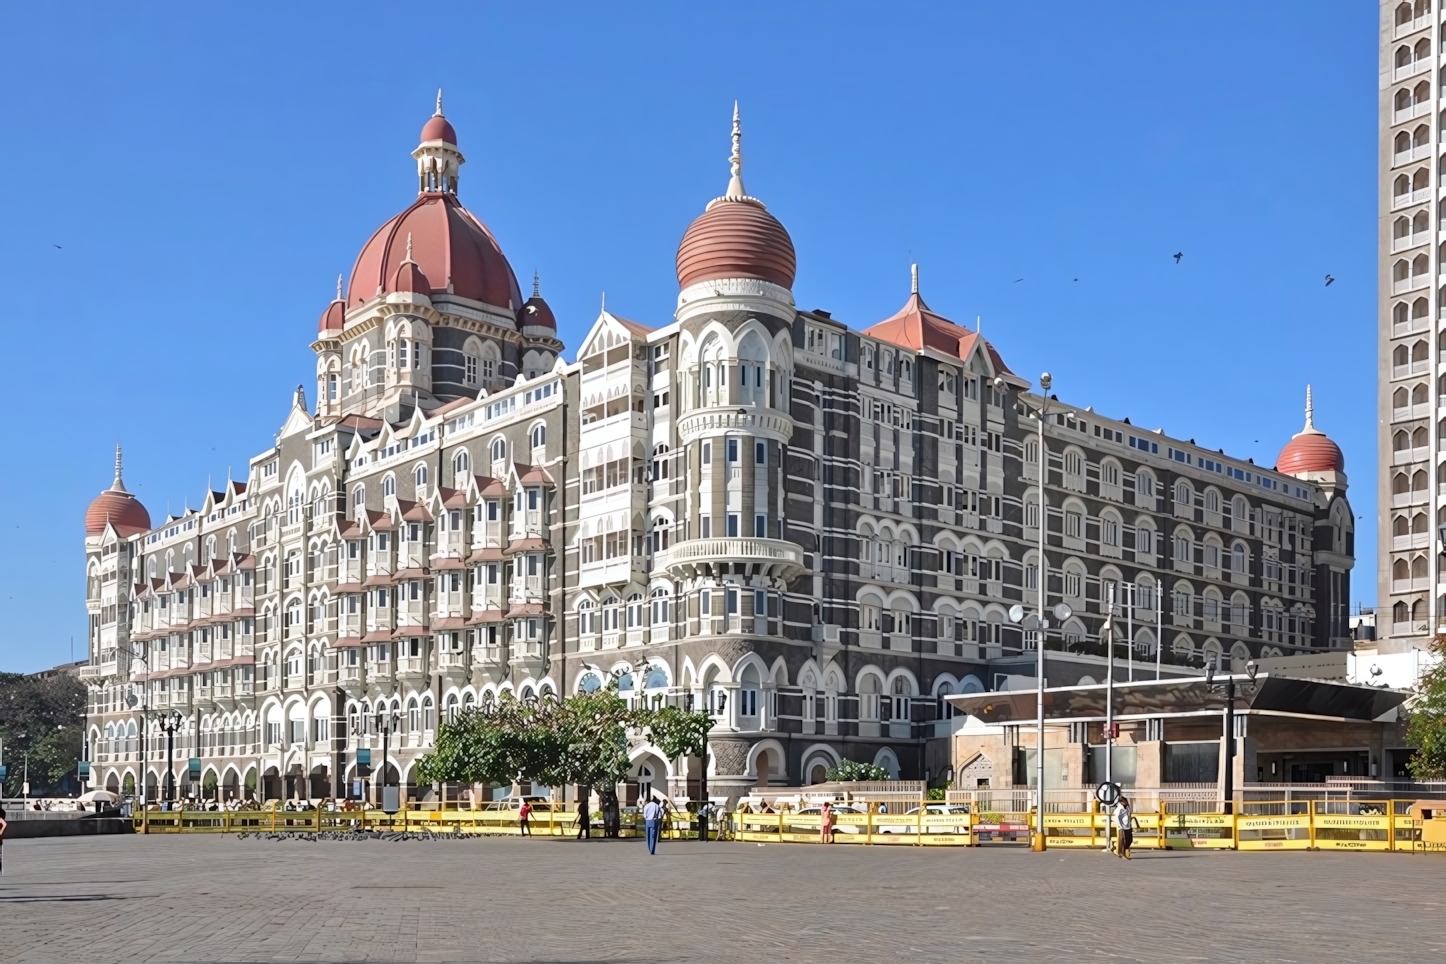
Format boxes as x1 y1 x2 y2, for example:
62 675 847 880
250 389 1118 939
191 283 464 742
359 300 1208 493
1 834 1442 963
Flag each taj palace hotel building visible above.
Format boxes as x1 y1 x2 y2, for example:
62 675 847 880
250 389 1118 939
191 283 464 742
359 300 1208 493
81 98 1356 805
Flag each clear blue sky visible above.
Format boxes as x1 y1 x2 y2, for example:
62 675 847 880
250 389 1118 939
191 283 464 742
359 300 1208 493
0 2 1377 673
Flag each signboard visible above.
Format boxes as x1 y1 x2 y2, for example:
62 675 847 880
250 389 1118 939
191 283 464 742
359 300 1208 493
382 785 400 814
188 758 201 779
1095 782 1121 807
78 761 90 781
352 780 362 799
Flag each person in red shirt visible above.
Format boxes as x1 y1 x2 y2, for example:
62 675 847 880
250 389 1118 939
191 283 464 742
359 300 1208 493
518 801 532 836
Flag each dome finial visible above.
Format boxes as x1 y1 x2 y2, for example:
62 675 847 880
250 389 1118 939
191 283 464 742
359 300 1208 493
1304 383 1315 431
113 445 127 493
335 273 343 302
726 100 746 199
405 232 414 263
533 270 540 297
911 263 919 296
435 88 444 116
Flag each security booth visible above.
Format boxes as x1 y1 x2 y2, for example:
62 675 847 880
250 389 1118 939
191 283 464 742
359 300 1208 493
945 674 1410 800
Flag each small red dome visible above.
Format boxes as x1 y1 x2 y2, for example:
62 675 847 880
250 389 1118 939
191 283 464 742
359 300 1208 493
318 299 344 333
1276 432 1344 475
86 488 150 536
348 193 522 312
393 257 431 294
519 294 556 329
677 197 796 290
420 113 456 145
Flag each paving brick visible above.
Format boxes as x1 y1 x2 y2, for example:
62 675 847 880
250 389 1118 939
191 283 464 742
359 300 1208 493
0 835 1439 963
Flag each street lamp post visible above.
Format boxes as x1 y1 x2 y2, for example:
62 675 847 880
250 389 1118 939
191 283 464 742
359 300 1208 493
159 711 184 807
1205 658 1255 814
1003 372 1072 853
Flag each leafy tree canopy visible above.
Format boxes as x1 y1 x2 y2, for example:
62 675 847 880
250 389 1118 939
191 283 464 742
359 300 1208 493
1407 638 1446 779
0 671 86 796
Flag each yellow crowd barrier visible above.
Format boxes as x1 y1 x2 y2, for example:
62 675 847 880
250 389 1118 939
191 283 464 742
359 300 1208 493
131 798 1446 853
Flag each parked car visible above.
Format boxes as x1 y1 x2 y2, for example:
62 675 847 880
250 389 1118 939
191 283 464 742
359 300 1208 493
876 803 972 834
789 804 865 834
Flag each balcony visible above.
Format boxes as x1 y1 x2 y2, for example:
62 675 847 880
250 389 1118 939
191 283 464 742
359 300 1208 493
1396 13 1431 38
1392 186 1434 211
676 404 794 446
656 537 806 581
1392 231 1430 253
1394 144 1434 168
1393 273 1431 294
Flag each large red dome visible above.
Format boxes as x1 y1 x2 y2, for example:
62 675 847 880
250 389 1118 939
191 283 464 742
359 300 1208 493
86 450 150 536
348 192 523 313
1276 432 1344 475
676 197 796 290
1275 386 1344 476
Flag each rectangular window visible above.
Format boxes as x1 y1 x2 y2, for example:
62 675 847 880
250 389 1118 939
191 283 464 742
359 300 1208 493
701 515 711 539
754 514 766 538
754 589 766 617
726 589 738 614
702 442 711 465
527 489 538 510
727 438 739 462
755 441 766 465
701 590 711 616
726 513 739 537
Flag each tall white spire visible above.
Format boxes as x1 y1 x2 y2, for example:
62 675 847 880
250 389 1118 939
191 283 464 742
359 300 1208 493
911 263 919 296
335 273 343 302
435 88 444 116
405 232 415 263
1299 383 1321 435
112 445 127 493
725 100 746 199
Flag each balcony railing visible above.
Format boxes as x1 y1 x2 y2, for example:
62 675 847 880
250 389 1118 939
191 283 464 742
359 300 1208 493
657 537 806 581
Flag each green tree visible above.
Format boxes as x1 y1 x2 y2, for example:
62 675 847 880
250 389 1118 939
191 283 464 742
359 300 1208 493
825 759 893 782
0 671 86 796
1406 638 1446 778
643 704 714 762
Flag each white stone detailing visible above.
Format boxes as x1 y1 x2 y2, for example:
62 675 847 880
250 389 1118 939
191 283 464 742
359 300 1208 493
677 405 794 446
676 277 795 326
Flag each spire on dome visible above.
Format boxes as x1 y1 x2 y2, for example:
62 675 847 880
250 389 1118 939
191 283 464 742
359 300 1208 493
725 101 746 200
911 263 919 296
405 232 415 263
533 270 540 297
335 274 343 302
1304 384 1316 432
113 445 127 493
435 88 444 116
416 94 462 192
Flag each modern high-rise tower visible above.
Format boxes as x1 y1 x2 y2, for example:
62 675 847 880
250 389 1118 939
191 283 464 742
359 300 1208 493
1380 1 1439 651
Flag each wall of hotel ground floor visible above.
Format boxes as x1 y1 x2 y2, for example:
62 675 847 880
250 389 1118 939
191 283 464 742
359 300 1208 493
953 716 1410 791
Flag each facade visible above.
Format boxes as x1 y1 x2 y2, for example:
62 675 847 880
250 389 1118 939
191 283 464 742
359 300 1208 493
1380 1 1446 662
81 100 1354 806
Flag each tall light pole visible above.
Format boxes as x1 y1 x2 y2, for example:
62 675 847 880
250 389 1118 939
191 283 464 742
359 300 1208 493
159 711 183 806
1004 373 1071 853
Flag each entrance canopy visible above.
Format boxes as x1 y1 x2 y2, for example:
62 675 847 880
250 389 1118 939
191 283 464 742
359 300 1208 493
946 674 1408 725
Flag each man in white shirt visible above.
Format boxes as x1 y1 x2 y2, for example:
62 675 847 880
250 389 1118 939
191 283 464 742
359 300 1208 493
642 799 663 855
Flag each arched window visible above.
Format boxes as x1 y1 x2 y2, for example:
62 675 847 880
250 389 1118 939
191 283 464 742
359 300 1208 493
414 464 428 487
453 449 470 477
490 438 506 462
382 476 396 497
530 424 546 449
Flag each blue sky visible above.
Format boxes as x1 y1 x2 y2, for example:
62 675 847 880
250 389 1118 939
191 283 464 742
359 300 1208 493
0 2 1377 673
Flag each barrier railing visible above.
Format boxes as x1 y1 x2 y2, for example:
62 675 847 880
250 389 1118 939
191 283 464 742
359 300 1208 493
128 799 1446 853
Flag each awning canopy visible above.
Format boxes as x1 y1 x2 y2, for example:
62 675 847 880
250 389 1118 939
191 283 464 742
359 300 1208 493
946 674 1408 725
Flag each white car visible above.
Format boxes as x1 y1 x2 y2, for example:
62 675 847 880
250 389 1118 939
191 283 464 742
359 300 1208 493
790 804 864 834
876 803 971 834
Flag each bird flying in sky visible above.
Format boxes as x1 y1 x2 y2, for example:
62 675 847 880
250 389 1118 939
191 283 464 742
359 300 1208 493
1324 274 1335 287
1172 252 1183 263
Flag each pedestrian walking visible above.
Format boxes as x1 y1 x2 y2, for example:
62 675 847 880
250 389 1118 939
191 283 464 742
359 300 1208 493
820 801 834 845
518 800 532 836
1115 796 1134 859
642 798 662 855
0 807 7 875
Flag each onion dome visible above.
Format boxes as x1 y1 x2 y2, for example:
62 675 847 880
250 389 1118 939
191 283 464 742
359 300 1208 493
392 233 432 294
345 93 522 313
1276 385 1345 475
85 446 151 537
518 272 556 329
318 275 345 333
676 102 796 291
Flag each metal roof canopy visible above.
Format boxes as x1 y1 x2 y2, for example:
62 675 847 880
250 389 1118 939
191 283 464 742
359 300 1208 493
945 674 1408 725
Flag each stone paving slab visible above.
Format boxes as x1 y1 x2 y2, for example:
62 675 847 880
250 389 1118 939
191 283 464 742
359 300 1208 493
1 835 1442 963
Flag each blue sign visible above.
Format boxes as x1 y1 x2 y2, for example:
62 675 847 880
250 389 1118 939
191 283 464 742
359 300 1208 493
357 748 371 766
78 761 90 779
0 765 7 782
188 757 201 777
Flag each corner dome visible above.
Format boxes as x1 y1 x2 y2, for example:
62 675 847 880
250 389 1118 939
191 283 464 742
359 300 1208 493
392 234 432 294
1276 386 1344 475
675 103 795 291
518 273 556 329
420 89 457 144
86 448 150 537
318 276 345 333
